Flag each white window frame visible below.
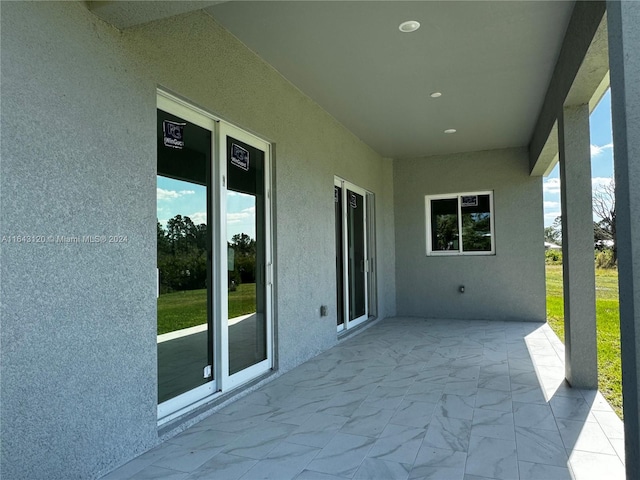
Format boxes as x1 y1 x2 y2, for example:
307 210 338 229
425 191 495 256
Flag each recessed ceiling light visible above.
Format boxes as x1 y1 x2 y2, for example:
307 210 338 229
430 92 442 98
399 21 420 33
444 129 457 134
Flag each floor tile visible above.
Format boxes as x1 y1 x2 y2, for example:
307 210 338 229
592 410 625 439
167 427 241 451
556 418 617 455
477 373 511 392
239 442 320 480
315 392 365 417
222 422 298 459
101 447 170 480
339 404 395 438
423 415 472 452
436 393 475 420
187 453 258 480
471 409 515 441
465 435 518 480
475 388 512 412
509 369 541 386
267 397 326 426
415 368 453 385
513 402 557 431
353 457 410 480
568 450 626 480
409 446 466 480
443 380 478 396
510 383 547 405
549 395 593 421
151 443 220 473
287 413 349 448
102 318 626 480
295 469 350 479
404 380 445 404
579 389 616 411
243 383 297 407
518 460 572 479
367 423 426 464
202 411 274 433
362 385 409 410
389 399 436 429
305 433 375 478
609 436 625 461
122 466 189 480
515 426 568 467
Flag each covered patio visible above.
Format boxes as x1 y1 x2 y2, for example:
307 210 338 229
3 1 640 479
104 317 625 480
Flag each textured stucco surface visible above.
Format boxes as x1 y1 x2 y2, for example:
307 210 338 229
608 1 640 477
558 105 598 388
393 148 545 322
122 9 396 373
0 3 395 479
0 3 158 479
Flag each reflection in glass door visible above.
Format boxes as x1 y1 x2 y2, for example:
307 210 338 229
156 105 214 413
335 178 375 331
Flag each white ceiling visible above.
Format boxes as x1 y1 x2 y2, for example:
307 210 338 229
206 1 576 159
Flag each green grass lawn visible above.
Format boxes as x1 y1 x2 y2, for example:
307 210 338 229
157 283 257 335
545 264 623 418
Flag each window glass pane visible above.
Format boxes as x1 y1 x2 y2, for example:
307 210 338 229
156 109 212 404
226 136 267 376
461 194 492 252
347 190 366 321
335 186 344 327
431 198 459 251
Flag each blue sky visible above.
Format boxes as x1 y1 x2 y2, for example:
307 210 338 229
543 89 614 227
157 176 256 241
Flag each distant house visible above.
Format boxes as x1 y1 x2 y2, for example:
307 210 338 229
545 242 562 250
595 239 615 249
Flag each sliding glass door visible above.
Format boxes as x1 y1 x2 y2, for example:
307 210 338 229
156 92 272 421
335 178 375 331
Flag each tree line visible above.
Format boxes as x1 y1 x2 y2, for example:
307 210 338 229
157 215 256 294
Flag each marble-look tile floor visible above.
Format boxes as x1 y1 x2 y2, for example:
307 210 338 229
103 317 626 480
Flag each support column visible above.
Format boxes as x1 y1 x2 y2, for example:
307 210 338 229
607 2 640 478
558 104 598 389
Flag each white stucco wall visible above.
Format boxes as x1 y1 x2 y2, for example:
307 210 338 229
0 3 395 478
393 148 545 322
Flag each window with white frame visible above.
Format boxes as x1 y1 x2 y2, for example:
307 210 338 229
426 192 495 255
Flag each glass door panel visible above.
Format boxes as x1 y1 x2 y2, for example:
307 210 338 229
157 108 213 405
347 189 366 321
335 179 372 331
335 185 345 328
226 137 267 376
